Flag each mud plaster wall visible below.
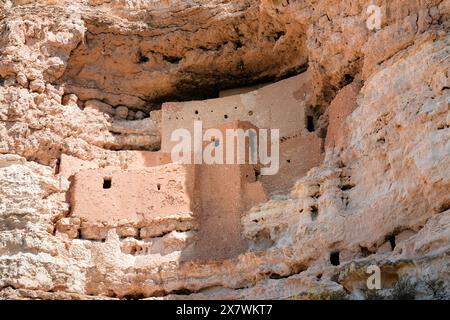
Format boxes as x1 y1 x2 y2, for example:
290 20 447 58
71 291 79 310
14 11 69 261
160 70 315 152
325 82 362 151
261 133 324 195
160 70 324 195
70 163 196 237
66 122 267 261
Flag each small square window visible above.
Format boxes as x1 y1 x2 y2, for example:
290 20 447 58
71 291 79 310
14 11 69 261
103 178 112 189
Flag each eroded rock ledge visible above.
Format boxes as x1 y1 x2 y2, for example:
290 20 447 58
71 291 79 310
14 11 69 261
0 0 449 300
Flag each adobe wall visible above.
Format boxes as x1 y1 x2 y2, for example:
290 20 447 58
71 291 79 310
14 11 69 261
325 82 362 151
260 132 324 195
70 163 196 239
123 151 171 169
66 122 267 260
59 151 171 181
200 120 261 164
59 154 99 183
186 163 267 261
184 121 267 261
64 76 325 258
160 69 314 152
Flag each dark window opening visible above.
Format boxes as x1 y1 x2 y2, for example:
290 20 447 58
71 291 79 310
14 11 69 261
330 251 340 266
54 158 61 175
224 114 228 119
157 183 161 191
386 234 396 250
195 110 199 114
286 159 291 163
307 116 315 132
103 178 112 189
310 205 318 221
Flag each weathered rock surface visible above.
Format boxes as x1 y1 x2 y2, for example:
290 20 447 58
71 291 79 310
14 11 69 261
0 0 449 300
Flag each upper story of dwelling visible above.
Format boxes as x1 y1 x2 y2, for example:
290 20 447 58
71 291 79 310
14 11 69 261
160 69 314 152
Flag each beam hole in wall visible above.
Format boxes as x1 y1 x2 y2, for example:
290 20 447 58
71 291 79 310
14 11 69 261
286 159 291 163
330 251 340 266
248 110 253 116
157 183 161 191
195 110 198 114
103 177 112 189
224 114 228 119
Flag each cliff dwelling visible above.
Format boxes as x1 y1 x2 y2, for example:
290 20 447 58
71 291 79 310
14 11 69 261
61 72 325 262
0 0 449 301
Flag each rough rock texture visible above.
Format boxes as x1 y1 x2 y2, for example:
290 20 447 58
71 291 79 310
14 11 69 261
0 0 449 300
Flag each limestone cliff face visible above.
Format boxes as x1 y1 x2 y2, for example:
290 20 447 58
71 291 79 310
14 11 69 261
0 0 449 299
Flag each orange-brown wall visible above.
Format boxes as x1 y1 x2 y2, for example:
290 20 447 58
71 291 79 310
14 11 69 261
325 82 361 151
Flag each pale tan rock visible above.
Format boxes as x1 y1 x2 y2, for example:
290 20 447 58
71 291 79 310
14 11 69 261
127 110 135 120
16 72 28 87
55 218 80 239
115 106 128 120
110 118 159 135
62 94 78 106
29 79 45 93
134 110 145 120
0 0 449 301
116 226 138 238
84 99 114 116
